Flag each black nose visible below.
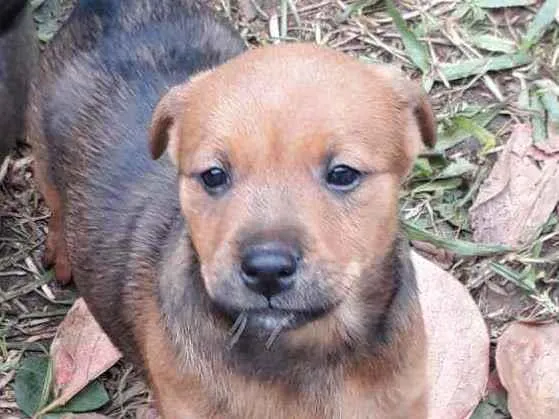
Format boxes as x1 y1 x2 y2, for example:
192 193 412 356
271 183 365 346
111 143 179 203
241 242 298 297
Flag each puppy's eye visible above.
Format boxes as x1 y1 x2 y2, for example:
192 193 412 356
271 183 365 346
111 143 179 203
326 165 362 191
200 167 229 192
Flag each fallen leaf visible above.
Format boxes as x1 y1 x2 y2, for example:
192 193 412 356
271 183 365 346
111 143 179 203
496 322 559 419
470 124 559 246
52 381 110 414
47 298 121 411
412 251 490 419
14 357 52 417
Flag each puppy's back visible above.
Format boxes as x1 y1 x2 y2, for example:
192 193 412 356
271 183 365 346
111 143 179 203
30 0 245 358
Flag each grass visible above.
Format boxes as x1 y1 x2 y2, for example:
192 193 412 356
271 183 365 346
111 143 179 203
1 0 558 417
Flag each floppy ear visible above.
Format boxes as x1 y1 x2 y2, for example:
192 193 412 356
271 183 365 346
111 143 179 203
149 85 186 162
373 65 437 158
407 81 437 150
149 70 212 163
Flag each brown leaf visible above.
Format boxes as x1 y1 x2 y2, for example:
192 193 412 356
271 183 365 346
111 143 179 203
49 298 122 409
412 251 489 419
496 322 559 419
470 124 559 246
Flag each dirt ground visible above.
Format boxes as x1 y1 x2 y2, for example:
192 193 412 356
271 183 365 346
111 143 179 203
1 0 558 417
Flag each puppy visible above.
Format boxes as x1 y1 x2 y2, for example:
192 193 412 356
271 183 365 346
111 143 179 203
0 0 36 162
30 0 436 417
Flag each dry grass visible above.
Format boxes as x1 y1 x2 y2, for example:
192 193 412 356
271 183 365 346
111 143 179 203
1 0 558 417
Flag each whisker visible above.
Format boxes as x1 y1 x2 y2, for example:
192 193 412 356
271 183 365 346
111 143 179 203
229 311 246 336
227 311 247 349
265 313 294 350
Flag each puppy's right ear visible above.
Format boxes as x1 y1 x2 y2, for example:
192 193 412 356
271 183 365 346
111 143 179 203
149 71 211 163
149 85 186 162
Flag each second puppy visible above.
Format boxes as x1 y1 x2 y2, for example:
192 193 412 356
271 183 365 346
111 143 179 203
0 0 36 162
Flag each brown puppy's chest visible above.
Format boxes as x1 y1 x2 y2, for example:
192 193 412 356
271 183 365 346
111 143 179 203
139 285 426 419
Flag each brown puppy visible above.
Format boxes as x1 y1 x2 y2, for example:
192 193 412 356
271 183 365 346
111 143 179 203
31 1 436 417
148 45 435 418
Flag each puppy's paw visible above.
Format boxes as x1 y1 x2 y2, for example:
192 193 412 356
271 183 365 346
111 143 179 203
43 217 73 285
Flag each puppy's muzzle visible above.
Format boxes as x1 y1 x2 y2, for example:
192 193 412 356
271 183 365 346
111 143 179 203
240 240 299 298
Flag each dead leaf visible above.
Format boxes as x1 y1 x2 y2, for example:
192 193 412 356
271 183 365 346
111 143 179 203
496 322 559 419
412 251 490 419
48 298 122 410
470 124 559 246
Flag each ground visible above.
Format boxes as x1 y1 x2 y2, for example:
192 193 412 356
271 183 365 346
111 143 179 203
0 0 558 417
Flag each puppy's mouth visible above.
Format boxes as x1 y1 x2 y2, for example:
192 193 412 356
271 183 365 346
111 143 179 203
222 306 331 349
242 306 328 331
211 300 333 345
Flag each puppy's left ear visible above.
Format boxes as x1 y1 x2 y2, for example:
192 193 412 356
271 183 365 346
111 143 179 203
375 66 437 159
395 76 437 162
149 70 211 164
408 84 437 150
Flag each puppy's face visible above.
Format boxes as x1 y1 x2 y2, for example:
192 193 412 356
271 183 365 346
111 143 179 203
151 44 435 339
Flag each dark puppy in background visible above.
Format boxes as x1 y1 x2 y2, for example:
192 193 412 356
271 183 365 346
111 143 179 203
0 0 36 163
30 0 436 417
30 0 246 284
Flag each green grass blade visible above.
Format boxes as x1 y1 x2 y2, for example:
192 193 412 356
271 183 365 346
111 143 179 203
476 0 536 7
469 33 517 53
531 92 548 142
522 0 559 49
437 107 500 151
540 90 559 125
385 0 430 72
437 158 477 179
412 178 463 194
338 0 381 21
402 220 513 256
453 115 496 152
438 52 531 81
489 262 536 292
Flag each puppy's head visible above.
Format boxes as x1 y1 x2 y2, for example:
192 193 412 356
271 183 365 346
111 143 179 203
151 44 435 344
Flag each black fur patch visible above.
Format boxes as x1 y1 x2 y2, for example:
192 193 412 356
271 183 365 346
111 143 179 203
0 0 27 32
